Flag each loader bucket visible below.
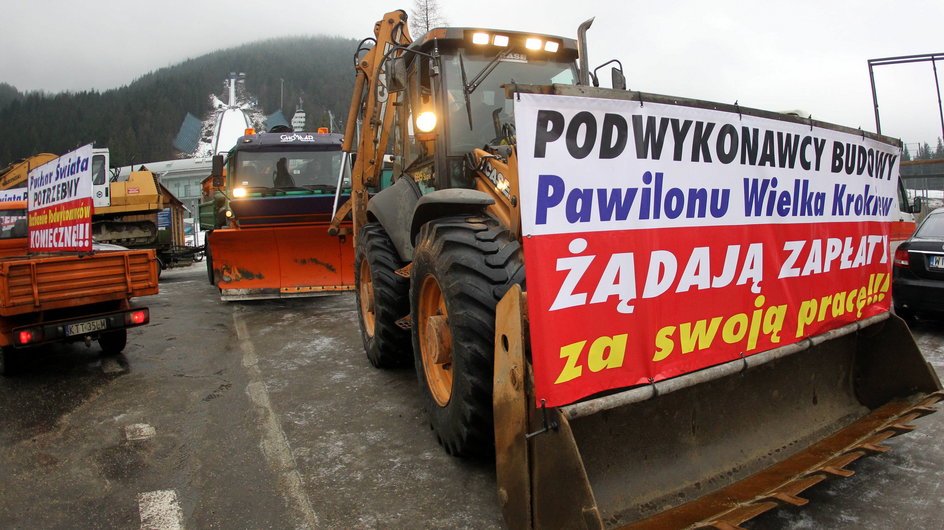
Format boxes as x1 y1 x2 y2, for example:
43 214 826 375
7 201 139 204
208 223 354 301
494 285 942 529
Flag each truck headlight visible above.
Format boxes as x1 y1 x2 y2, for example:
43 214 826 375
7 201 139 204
416 111 438 133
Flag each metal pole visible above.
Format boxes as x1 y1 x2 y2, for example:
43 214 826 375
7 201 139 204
280 78 284 111
868 52 944 139
931 57 944 143
868 60 882 134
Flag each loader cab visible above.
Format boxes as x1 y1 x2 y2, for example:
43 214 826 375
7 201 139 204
393 28 579 192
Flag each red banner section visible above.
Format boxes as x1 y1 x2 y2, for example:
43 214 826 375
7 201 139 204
27 198 94 251
524 221 891 407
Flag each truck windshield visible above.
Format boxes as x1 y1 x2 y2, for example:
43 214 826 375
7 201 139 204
441 49 577 154
231 149 349 190
0 208 27 239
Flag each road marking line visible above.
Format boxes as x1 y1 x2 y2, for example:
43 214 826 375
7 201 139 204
233 310 249 341
125 423 156 442
233 311 320 529
138 489 183 530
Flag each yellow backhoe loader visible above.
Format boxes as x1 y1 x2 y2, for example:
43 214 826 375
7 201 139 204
332 11 942 528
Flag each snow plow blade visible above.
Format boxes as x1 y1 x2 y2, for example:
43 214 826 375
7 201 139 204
494 285 942 529
208 223 354 301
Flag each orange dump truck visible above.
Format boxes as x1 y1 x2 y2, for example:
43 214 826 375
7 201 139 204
0 200 158 375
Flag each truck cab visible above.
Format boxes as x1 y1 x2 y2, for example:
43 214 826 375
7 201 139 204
202 129 351 229
200 128 355 300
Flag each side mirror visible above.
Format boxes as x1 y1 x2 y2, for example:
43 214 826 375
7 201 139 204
388 57 408 93
611 67 627 90
211 155 225 188
912 196 923 214
591 59 626 90
212 155 224 177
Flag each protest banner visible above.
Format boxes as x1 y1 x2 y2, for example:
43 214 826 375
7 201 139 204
27 144 94 252
0 189 28 202
515 93 899 407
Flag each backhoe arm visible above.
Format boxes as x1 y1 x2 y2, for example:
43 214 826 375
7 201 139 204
331 10 413 241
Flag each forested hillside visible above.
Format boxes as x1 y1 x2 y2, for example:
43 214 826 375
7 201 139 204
0 36 358 167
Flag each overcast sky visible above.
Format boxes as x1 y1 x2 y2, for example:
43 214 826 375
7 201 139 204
2 0 943 149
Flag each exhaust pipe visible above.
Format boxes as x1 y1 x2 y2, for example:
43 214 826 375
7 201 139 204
577 18 594 86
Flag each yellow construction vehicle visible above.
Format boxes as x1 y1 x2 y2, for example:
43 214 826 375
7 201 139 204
90 149 195 272
334 11 942 528
0 154 57 197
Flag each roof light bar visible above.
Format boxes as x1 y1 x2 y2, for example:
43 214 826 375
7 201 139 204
525 38 542 50
493 34 509 47
472 32 490 45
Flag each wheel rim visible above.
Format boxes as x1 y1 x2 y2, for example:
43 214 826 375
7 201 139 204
418 274 453 406
359 258 376 337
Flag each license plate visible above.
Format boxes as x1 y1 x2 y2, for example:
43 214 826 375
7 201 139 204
65 318 107 336
931 255 944 269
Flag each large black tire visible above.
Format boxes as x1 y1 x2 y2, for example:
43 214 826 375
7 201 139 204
410 215 524 457
98 329 128 356
355 223 413 368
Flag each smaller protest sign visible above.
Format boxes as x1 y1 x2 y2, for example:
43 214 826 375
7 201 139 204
27 144 94 252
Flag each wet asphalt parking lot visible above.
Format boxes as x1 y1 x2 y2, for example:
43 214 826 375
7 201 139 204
1 263 942 529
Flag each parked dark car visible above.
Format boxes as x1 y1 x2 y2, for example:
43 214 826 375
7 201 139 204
893 206 944 319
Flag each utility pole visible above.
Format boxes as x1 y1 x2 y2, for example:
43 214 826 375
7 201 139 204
280 78 284 111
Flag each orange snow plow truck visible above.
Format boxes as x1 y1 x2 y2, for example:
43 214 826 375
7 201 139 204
0 200 157 375
200 129 355 301
334 11 943 529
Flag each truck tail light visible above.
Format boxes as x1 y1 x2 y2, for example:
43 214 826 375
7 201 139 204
127 309 149 325
17 328 41 345
893 248 910 268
